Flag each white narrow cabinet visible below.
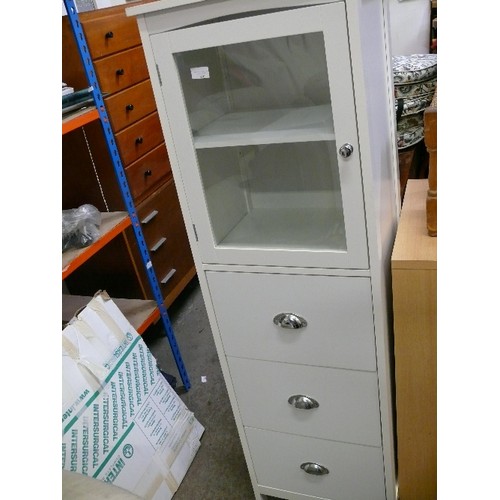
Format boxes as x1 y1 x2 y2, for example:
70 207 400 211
127 1 400 499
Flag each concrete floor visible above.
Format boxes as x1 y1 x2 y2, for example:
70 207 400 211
142 277 256 500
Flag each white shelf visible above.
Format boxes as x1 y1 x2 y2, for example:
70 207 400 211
217 206 346 251
193 105 335 149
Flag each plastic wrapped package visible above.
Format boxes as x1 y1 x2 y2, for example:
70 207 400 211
62 204 101 252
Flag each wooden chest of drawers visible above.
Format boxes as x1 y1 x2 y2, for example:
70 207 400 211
137 179 196 303
80 7 142 58
114 111 164 165
92 46 150 93
105 80 158 139
62 2 195 308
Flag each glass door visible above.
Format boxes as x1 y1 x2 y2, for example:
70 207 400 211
152 2 368 269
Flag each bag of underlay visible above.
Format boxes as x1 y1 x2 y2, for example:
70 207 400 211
393 54 437 149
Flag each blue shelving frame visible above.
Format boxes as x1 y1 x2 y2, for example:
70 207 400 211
63 0 191 390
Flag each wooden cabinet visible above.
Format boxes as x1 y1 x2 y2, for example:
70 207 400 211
137 178 196 302
62 2 195 308
391 179 437 499
128 1 399 498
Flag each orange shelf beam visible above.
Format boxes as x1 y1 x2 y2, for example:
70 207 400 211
62 107 99 135
136 307 161 335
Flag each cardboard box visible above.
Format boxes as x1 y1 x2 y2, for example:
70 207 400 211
62 292 204 499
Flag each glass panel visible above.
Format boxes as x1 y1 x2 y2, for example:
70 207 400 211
174 32 346 252
197 142 346 251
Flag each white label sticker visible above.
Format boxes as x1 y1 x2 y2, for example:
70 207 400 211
190 66 210 79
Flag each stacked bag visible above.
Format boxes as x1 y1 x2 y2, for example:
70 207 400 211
393 54 437 150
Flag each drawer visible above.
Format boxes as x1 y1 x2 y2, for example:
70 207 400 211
245 428 386 500
206 272 376 371
82 11 141 59
137 180 194 298
94 46 149 95
125 143 171 203
115 112 164 166
105 80 157 133
227 357 381 447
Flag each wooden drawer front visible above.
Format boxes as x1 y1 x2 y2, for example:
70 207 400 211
125 144 171 202
94 46 149 95
206 272 376 371
105 80 157 133
115 112 164 166
245 428 386 500
137 180 194 297
227 357 381 447
82 12 141 59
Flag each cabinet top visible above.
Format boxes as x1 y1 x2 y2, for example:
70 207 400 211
391 180 437 271
126 0 337 17
126 0 211 16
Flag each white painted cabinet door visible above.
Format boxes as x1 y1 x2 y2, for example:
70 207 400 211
152 2 368 269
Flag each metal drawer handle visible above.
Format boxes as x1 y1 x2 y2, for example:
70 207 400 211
161 269 176 284
273 313 307 329
126 104 134 111
144 169 152 177
105 31 114 39
288 395 319 410
141 210 158 224
116 68 124 76
150 237 166 253
135 136 144 144
300 462 329 476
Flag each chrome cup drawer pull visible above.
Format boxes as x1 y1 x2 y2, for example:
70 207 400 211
300 462 329 476
273 313 307 329
288 394 319 410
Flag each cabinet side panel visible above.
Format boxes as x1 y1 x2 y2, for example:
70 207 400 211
346 1 399 499
349 0 399 264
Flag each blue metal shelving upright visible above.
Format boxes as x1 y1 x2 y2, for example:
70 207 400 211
63 0 191 390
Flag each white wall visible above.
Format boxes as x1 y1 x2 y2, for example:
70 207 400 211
94 0 128 7
388 0 431 56
62 0 127 15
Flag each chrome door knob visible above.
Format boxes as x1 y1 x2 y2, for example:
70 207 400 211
339 143 354 158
